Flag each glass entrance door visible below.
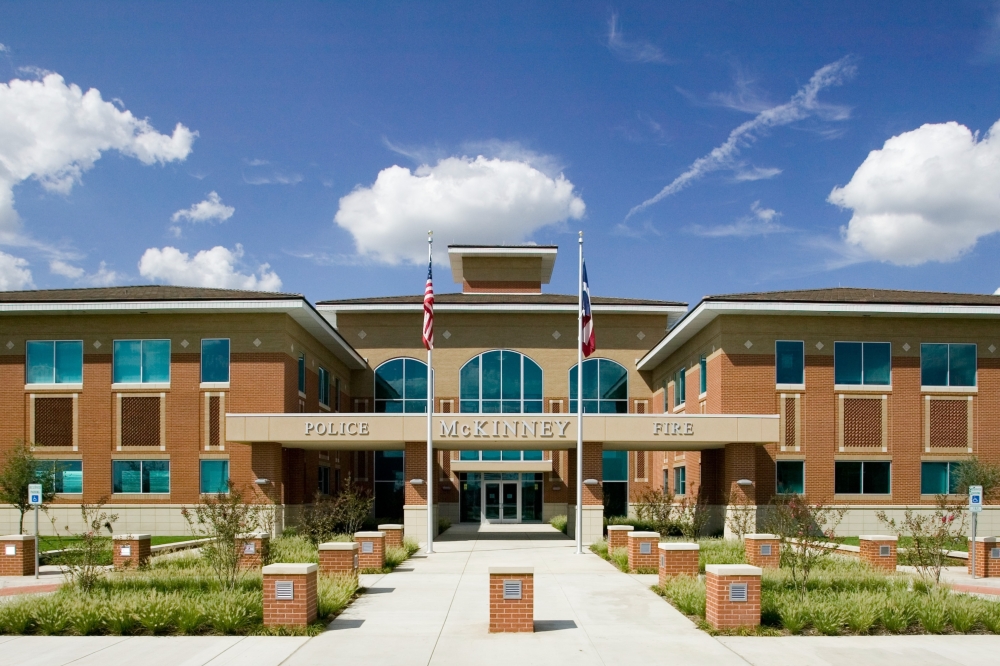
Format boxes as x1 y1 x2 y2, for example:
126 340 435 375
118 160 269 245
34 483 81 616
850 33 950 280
483 475 520 523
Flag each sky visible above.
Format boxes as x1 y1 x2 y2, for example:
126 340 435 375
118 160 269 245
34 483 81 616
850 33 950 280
0 1 999 308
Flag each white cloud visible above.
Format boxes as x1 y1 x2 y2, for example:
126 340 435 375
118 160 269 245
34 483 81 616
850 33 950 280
625 58 855 220
138 244 282 291
50 259 120 286
49 259 84 279
0 250 32 290
0 73 196 232
607 12 669 64
0 44 9 54
830 119 1000 266
688 201 790 237
734 166 782 182
334 155 585 265
171 191 235 224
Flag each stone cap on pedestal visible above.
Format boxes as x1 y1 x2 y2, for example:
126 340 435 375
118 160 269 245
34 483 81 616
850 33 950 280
973 536 1000 543
355 531 386 538
0 535 36 541
859 535 898 541
320 542 359 551
113 534 151 540
607 525 634 531
237 532 271 539
378 524 403 530
706 564 762 576
744 534 777 540
627 531 661 538
658 542 699 551
489 566 533 575
263 563 318 575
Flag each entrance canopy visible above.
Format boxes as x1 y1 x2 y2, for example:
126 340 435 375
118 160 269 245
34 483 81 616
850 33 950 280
226 413 779 451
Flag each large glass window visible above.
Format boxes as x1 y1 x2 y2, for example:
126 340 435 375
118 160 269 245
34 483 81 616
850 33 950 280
460 350 542 414
570 358 628 413
921 461 962 494
921 344 977 387
602 449 628 517
459 450 543 461
200 460 229 494
834 461 890 494
297 353 306 394
373 450 404 519
673 367 686 407
375 358 429 413
318 465 331 495
35 460 82 494
26 340 83 385
834 342 891 386
776 461 804 494
674 466 687 496
113 340 170 384
318 367 330 407
699 355 707 394
776 341 805 385
201 339 230 383
113 460 170 494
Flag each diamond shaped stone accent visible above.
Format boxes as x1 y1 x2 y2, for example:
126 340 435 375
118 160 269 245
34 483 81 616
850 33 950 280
902 343 910 352
552 331 561 340
442 330 451 340
253 338 262 347
93 340 102 349
815 341 824 350
4 341 12 350
991 345 997 354
744 340 753 349
181 339 189 348
637 331 646 341
358 330 367 340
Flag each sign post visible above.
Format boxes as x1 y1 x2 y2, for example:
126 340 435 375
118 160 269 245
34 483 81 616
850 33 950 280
970 485 983 580
28 483 42 579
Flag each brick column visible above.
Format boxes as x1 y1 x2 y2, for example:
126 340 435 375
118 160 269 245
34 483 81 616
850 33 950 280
723 443 757 539
580 442 605 545
627 531 660 571
263 563 318 627
403 442 431 544
489 567 534 633
378 524 404 550
658 542 699 584
969 537 1000 577
251 442 284 504
607 524 633 550
319 542 359 575
0 535 35 576
237 533 270 569
705 564 762 630
859 535 897 572
354 531 386 570
113 534 151 570
744 534 780 568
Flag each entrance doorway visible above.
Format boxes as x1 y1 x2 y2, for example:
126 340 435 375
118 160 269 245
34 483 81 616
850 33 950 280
484 480 518 522
458 472 543 523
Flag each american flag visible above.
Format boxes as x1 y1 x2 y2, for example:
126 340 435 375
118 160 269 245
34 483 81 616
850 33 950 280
581 260 595 357
422 255 434 350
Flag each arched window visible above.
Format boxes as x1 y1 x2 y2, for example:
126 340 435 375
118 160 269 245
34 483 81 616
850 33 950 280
569 358 628 413
459 350 543 414
374 358 430 413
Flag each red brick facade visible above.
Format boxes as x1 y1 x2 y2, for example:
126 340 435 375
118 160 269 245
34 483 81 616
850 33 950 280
969 537 1000 577
489 568 534 633
705 565 761 629
0 535 35 576
112 534 151 570
263 563 318 627
657 542 699 583
744 535 780 568
859 535 897 572
354 531 386 569
607 524 633 550
378 524 403 549
319 541 359 575
626 531 660 571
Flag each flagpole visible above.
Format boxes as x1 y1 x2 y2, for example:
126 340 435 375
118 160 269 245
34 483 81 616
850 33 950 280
426 231 435 554
576 231 584 555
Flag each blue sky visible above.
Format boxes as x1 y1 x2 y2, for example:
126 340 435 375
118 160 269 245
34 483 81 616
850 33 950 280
1 1 999 307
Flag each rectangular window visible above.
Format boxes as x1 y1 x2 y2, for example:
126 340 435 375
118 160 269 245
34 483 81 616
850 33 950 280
834 342 891 386
318 465 331 495
775 341 804 385
674 466 686 496
318 367 330 407
699 355 707 394
674 368 686 406
776 460 804 494
35 460 82 494
297 353 306 394
602 450 628 482
113 459 170 494
201 339 230 383
199 459 229 494
26 340 83 385
921 343 976 387
920 461 962 494
335 377 342 411
114 340 170 384
834 460 890 494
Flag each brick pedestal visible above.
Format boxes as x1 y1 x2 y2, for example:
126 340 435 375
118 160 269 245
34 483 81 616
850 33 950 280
705 564 762 630
113 534 151 570
658 542 700 584
627 531 660 571
607 525 633 551
238 533 271 569
319 541 359 575
0 535 35 576
354 531 386 570
859 535 897 572
969 537 1000 577
378 524 403 550
744 534 780 568
263 563 318 627
489 566 534 633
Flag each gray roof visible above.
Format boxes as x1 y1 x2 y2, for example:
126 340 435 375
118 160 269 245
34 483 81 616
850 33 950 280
317 293 685 307
704 287 1000 306
0 285 302 303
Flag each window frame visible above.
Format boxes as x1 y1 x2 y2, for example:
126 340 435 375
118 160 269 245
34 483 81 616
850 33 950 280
775 460 805 495
35 459 83 494
920 460 962 495
675 367 686 407
374 357 433 413
834 460 891 495
199 459 230 495
568 357 629 414
699 355 707 396
461 350 543 414
112 339 172 387
318 465 331 495
112 459 171 495
318 367 331 408
775 340 805 388
200 338 230 387
833 341 892 389
297 353 306 396
25 340 84 388
920 343 977 389
673 466 686 496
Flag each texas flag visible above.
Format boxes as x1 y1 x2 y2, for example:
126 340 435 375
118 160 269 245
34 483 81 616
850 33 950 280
581 260 595 357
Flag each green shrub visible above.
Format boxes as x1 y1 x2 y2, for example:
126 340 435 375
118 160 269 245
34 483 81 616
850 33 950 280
808 598 845 636
947 594 981 633
608 546 629 573
176 604 207 635
916 590 949 634
550 515 567 534
777 597 810 634
33 597 70 635
659 575 706 617
0 597 34 634
67 597 105 635
104 596 141 635
983 602 1000 633
384 546 409 569
402 537 420 556
270 535 319 564
698 538 745 571
843 592 879 634
590 538 609 560
318 573 357 618
880 593 914 633
204 591 260 633
136 593 179 634
438 517 452 534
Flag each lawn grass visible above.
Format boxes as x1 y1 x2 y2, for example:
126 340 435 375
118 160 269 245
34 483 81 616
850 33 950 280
39 535 194 552
834 536 969 552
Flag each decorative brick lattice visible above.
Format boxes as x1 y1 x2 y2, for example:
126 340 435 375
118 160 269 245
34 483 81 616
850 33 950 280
636 451 646 480
843 397 881 448
783 396 796 448
929 399 968 448
34 397 72 446
209 396 221 447
121 396 161 447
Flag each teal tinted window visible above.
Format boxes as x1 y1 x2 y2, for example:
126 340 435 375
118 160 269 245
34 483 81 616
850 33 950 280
921 461 961 494
950 344 977 387
114 340 170 384
834 342 862 384
318 367 330 406
297 353 305 393
27 340 83 384
776 461 804 494
775 341 804 385
676 367 686 405
835 461 889 494
922 343 976 387
570 358 629 413
699 356 707 394
201 339 230 383
602 450 628 481
674 466 686 495
459 450 480 461
113 460 170 494
460 351 543 414
200 460 229 494
921 344 949 386
375 358 429 413
863 343 891 385
36 460 82 494
835 342 890 386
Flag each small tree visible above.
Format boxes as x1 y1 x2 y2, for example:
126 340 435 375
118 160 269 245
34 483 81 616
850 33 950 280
0 440 55 533
877 496 966 583
955 457 1000 501
58 499 118 593
725 488 757 541
633 487 675 535
764 494 846 597
336 478 374 536
675 495 711 541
